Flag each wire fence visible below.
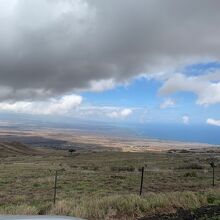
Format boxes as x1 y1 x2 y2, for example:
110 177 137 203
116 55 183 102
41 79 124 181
0 154 219 206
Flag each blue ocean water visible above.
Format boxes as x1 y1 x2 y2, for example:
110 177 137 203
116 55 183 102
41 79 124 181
130 124 220 145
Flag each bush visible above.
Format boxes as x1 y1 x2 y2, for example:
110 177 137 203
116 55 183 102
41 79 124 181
110 166 135 172
207 196 216 204
33 183 40 188
179 149 191 153
207 193 220 205
184 171 198 177
178 163 203 170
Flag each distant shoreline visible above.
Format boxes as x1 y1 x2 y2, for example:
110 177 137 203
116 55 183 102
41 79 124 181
0 127 218 152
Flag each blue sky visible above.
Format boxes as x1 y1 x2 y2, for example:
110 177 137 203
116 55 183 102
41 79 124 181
73 61 220 126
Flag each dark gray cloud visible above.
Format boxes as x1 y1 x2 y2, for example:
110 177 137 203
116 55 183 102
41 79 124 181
0 0 220 100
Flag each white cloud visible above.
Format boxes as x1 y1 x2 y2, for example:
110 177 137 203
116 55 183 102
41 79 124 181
182 115 190 124
0 94 82 115
88 79 115 92
107 108 133 119
121 109 133 117
206 118 220 127
159 72 220 106
160 98 175 109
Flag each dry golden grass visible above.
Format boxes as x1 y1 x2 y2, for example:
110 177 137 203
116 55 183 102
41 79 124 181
0 189 219 219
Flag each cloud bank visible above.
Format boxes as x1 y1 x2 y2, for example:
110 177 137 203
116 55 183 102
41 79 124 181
1 0 220 101
107 108 133 119
0 94 82 115
206 118 220 127
159 72 220 105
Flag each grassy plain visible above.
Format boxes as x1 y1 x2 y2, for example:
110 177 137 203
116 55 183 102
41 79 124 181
0 143 219 219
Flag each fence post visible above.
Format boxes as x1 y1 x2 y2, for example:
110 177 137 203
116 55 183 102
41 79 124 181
139 167 144 196
213 165 215 187
53 170 58 205
210 161 216 187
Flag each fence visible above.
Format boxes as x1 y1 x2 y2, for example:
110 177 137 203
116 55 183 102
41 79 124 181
0 152 219 206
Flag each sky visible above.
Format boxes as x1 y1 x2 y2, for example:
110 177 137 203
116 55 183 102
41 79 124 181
0 0 220 130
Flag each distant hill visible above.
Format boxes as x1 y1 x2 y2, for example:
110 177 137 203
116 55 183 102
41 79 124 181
0 142 43 157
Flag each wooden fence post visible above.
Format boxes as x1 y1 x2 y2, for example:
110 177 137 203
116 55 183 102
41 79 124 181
53 170 58 205
139 167 144 196
210 161 216 187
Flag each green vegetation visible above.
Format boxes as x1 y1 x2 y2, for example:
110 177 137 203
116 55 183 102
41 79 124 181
0 148 219 219
184 171 198 177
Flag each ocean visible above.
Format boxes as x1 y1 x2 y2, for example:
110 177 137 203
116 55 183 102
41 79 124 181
130 123 220 145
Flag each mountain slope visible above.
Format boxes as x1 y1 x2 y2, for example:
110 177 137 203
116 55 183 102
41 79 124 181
0 142 43 157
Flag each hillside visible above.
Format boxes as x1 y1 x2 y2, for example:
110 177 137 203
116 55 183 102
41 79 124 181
0 150 219 219
0 142 43 157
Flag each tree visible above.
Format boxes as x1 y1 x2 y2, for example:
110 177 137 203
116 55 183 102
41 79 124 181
68 149 76 155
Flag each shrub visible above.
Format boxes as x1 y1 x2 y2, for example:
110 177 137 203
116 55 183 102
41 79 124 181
178 163 203 170
179 149 191 153
110 166 135 172
33 183 40 188
184 171 198 177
